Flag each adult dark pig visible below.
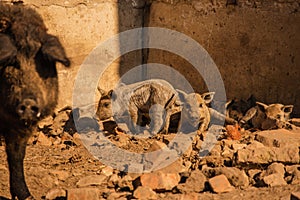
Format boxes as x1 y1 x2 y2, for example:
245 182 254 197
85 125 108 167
97 79 179 134
0 3 70 200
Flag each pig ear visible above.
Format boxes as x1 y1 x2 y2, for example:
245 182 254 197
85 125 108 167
282 105 293 114
176 89 187 101
256 102 268 111
247 95 256 107
108 90 113 98
0 34 17 65
42 34 70 67
97 87 106 96
225 99 234 109
201 92 215 104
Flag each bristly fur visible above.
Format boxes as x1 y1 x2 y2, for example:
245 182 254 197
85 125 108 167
0 2 48 56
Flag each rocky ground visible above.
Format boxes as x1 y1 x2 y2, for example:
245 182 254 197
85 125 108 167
0 108 300 200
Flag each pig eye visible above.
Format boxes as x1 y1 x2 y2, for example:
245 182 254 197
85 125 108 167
199 103 203 108
103 102 110 108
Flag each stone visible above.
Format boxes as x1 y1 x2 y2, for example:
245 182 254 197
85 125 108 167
50 170 70 181
231 143 247 151
101 166 114 177
45 188 66 200
173 193 198 200
236 145 299 164
50 111 69 136
76 175 107 187
139 172 181 191
67 188 100 200
255 129 300 148
133 186 158 200
118 175 134 191
248 169 262 185
148 141 167 152
285 165 300 184
214 167 249 189
291 191 300 200
144 149 179 172
208 174 234 193
157 158 188 174
291 171 300 185
37 116 53 129
37 132 52 146
265 162 285 176
177 170 206 193
289 118 300 127
263 173 287 187
107 192 130 200
0 164 7 171
107 174 119 188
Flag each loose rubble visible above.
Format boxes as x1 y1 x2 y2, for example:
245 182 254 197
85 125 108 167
1 105 300 199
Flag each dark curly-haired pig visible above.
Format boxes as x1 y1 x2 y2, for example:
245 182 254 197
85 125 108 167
0 3 70 200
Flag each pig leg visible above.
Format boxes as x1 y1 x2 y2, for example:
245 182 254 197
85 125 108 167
128 104 141 134
149 104 165 134
161 109 172 134
5 132 32 200
209 108 237 125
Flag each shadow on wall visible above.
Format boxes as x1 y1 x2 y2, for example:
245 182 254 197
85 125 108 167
116 0 300 117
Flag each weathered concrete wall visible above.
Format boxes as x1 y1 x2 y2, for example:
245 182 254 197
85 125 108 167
146 0 300 116
18 0 144 110
11 0 300 116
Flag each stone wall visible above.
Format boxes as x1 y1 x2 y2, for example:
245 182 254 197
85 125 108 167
146 0 300 116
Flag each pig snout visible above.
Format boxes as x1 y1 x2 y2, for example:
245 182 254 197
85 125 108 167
16 98 41 123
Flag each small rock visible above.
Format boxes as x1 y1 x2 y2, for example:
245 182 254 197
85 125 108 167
37 132 52 146
236 145 299 164
289 118 300 127
158 158 188 174
133 186 157 199
177 170 206 193
263 173 287 187
172 193 198 200
248 169 261 180
214 167 249 189
45 188 66 200
50 170 70 181
37 116 53 129
139 172 180 191
67 188 99 200
118 175 134 191
148 141 167 152
291 191 300 200
255 129 300 148
231 143 247 151
107 192 130 200
101 166 114 177
265 162 285 176
208 174 234 193
76 175 107 187
0 164 7 171
107 174 119 188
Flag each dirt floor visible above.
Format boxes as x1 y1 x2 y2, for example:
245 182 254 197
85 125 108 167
0 108 299 200
0 141 300 200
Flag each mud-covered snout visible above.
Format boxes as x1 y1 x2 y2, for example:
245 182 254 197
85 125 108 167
16 98 41 125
